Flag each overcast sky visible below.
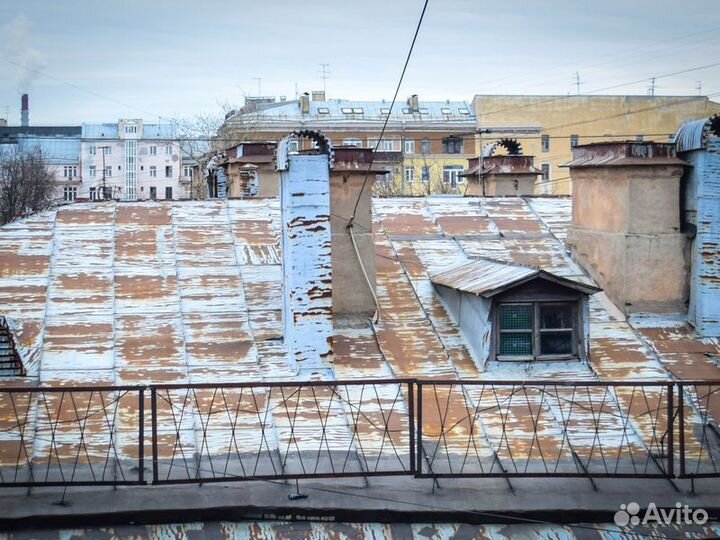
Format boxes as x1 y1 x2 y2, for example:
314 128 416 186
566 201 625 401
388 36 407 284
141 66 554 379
1 0 719 125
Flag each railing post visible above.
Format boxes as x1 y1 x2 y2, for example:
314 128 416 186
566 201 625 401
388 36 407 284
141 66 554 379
138 387 145 484
667 382 674 478
151 387 158 484
408 381 415 474
416 382 423 476
679 383 685 478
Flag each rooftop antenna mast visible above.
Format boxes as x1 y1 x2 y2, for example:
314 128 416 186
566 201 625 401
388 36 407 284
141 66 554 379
319 63 330 93
697 80 703 96
648 77 656 96
575 72 581 95
252 77 262 96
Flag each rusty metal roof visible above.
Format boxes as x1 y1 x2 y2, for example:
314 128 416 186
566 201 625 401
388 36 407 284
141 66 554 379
430 258 601 297
0 196 718 486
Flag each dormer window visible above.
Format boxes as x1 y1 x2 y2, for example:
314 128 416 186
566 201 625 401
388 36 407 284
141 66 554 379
430 259 601 366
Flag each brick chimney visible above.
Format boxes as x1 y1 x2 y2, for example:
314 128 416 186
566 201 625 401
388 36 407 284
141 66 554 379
565 142 689 313
330 146 378 323
21 94 29 127
300 92 310 115
463 155 540 196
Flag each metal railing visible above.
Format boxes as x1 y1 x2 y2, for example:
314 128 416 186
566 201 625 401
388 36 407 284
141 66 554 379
0 380 717 488
0 386 144 487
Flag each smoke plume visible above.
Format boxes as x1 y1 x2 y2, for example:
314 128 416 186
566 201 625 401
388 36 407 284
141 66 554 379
1 15 46 92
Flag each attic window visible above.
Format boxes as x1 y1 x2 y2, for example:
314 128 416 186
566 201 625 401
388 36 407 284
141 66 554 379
380 108 391 115
441 107 452 115
497 302 577 360
458 108 470 115
402 108 412 114
317 107 330 114
341 107 354 114
352 108 363 114
418 108 429 114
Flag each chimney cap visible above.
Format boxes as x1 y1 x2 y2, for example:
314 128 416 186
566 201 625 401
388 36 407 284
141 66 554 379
562 141 688 168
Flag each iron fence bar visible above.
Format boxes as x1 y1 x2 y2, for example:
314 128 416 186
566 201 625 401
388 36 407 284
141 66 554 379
667 383 674 478
138 387 145 484
408 381 415 474
679 383 686 477
416 382 423 476
151 387 158 484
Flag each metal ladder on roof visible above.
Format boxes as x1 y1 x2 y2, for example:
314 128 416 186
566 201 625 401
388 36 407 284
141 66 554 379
0 316 25 377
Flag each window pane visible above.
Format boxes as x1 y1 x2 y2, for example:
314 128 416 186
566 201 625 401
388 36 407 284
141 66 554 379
540 304 573 329
540 331 573 355
499 304 532 330
500 332 533 356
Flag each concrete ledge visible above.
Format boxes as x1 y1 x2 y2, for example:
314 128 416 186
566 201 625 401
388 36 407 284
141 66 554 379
1 476 719 530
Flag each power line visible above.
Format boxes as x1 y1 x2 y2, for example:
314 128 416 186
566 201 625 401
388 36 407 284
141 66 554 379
478 62 720 119
350 0 430 222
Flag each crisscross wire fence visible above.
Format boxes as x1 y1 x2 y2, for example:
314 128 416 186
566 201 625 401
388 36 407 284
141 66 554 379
0 386 144 486
0 380 719 488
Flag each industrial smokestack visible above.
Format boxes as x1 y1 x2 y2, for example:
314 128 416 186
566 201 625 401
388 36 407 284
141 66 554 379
21 94 29 127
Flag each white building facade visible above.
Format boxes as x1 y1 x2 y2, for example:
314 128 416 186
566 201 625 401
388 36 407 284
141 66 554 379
81 119 190 201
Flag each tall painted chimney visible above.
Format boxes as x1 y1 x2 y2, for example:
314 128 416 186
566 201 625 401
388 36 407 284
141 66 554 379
21 94 29 127
565 141 689 313
276 130 334 376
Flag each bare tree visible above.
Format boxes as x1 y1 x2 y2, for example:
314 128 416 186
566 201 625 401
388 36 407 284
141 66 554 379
173 102 259 199
0 146 56 225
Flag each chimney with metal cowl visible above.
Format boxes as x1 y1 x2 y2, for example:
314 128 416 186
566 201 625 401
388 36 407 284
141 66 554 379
21 94 29 127
276 131 334 376
564 141 690 314
275 132 379 375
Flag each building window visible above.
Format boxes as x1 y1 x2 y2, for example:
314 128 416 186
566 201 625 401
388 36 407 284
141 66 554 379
404 166 415 183
497 302 576 359
458 108 470 115
63 186 77 202
570 134 579 147
421 139 431 154
149 186 157 200
165 166 173 178
165 145 173 155
89 145 97 156
63 166 78 178
287 139 299 153
541 134 550 152
442 165 464 187
89 187 96 200
421 166 430 183
442 137 463 154
165 186 173 199
149 166 157 178
636 134 645 142
343 138 363 147
103 146 111 156
541 163 550 182
150 145 157 156
317 107 330 114
404 139 415 154
104 166 112 178
441 107 452 115
183 165 192 177
89 166 96 177
125 125 137 134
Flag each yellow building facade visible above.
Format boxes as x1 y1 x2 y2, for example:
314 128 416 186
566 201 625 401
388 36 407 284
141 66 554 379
472 95 720 194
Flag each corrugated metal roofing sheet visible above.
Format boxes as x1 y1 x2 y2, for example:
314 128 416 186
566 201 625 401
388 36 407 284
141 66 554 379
429 258 600 297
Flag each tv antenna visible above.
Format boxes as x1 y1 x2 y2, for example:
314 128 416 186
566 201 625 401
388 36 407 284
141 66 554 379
319 64 330 93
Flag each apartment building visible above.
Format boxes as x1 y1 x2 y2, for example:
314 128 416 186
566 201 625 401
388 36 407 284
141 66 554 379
80 119 189 201
473 94 720 194
220 92 478 195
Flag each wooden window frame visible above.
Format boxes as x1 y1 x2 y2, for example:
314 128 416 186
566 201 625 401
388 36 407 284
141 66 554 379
495 300 580 361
